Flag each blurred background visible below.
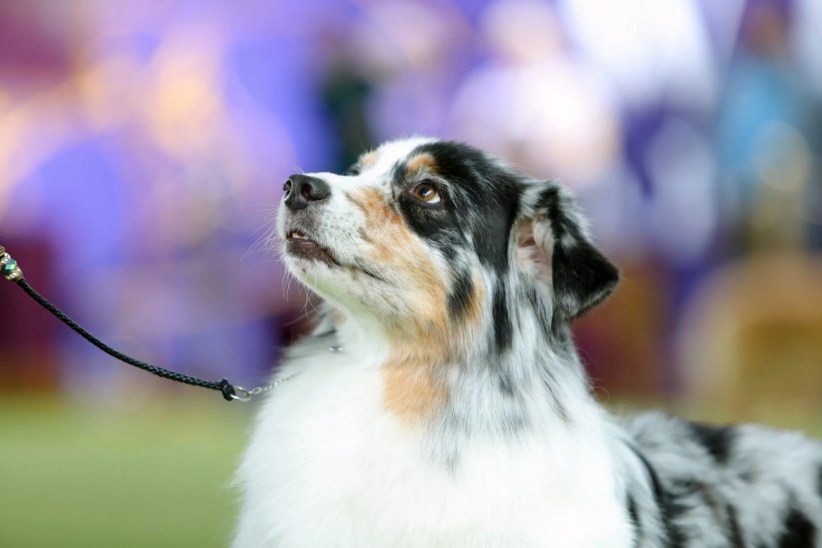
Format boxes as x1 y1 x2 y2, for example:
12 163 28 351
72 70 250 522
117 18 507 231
1 0 821 545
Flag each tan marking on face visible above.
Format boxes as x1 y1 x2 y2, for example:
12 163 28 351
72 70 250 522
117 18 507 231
349 187 402 227
349 188 448 329
360 150 378 169
405 153 437 178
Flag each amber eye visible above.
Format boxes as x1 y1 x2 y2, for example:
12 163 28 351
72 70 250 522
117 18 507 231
412 182 441 204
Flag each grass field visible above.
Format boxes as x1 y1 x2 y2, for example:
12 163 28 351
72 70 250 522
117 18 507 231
0 396 249 548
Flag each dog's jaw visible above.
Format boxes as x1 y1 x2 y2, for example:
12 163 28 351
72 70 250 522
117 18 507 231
284 230 339 267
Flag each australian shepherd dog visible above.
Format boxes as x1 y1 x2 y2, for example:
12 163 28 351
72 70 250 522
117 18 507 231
233 138 821 547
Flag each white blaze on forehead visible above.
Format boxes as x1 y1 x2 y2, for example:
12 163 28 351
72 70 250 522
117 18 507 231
301 137 439 192
364 136 439 175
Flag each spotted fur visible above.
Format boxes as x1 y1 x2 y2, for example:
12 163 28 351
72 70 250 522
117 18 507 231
233 138 822 547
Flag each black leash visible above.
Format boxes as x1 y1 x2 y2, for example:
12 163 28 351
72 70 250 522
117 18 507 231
0 245 276 402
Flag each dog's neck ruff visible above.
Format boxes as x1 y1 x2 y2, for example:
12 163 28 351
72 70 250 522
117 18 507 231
234 314 631 547
313 301 599 449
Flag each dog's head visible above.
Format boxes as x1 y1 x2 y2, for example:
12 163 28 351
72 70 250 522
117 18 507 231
278 138 618 360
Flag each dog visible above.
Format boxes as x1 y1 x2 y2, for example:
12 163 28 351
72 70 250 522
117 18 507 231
233 138 822 547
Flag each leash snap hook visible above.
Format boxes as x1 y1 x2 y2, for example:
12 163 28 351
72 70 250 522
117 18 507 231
229 385 256 402
225 373 300 402
218 378 253 402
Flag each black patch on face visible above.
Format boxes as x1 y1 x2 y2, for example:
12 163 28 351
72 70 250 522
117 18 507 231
394 141 526 357
448 267 474 320
397 141 523 277
394 182 459 245
778 506 816 547
688 421 735 464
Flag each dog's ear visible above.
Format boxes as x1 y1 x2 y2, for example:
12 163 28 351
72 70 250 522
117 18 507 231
515 182 619 320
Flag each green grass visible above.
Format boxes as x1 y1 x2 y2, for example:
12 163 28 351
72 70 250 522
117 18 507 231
0 396 250 548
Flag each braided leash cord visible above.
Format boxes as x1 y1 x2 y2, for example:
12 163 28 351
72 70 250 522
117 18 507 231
0 245 258 401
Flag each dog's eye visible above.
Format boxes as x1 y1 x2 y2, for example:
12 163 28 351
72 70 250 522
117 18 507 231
411 182 441 204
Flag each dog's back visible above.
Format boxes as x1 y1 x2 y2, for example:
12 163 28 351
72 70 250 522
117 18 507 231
623 412 822 547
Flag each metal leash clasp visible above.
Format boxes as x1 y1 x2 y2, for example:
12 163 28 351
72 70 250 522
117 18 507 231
0 246 24 282
229 385 258 402
230 372 301 402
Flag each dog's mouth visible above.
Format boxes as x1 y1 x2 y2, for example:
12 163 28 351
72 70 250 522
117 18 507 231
285 228 387 282
286 230 338 267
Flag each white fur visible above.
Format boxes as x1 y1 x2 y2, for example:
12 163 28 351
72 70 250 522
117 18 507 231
233 318 634 547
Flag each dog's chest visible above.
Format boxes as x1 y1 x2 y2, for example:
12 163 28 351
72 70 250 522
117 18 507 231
236 358 633 547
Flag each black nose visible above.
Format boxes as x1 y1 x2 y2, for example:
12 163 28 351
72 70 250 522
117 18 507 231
283 174 331 211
